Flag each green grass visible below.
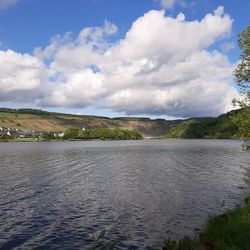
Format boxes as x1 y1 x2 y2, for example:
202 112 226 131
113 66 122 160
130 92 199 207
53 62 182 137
0 138 66 143
203 197 250 250
0 138 42 143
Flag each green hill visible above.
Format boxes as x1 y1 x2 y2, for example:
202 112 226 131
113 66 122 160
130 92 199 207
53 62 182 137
164 107 250 139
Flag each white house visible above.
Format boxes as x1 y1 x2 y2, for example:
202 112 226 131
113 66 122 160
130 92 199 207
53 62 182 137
54 132 65 138
58 132 65 138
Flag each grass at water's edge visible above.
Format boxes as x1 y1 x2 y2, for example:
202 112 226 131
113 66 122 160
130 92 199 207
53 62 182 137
0 138 62 142
163 197 250 250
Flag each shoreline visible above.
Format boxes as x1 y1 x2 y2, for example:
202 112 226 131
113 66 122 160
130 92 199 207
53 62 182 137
0 138 248 143
0 137 248 143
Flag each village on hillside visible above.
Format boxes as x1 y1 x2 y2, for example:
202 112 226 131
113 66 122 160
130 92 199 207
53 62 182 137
0 126 65 140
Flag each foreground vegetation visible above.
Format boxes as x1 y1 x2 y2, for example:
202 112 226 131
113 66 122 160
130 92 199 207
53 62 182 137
64 127 143 140
233 25 250 108
164 107 250 139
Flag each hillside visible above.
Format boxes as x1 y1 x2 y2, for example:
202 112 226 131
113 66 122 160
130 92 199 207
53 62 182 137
0 108 181 138
164 107 250 139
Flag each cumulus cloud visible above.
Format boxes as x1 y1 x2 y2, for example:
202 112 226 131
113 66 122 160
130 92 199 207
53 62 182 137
0 6 239 117
105 50 235 117
0 0 18 10
0 50 49 103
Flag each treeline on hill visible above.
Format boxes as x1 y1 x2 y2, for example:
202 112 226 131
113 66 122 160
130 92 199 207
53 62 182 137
164 107 250 139
0 108 111 120
0 108 160 122
64 128 143 140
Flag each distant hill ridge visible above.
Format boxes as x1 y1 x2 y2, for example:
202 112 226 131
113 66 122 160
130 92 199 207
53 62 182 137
0 108 184 138
3 107 245 139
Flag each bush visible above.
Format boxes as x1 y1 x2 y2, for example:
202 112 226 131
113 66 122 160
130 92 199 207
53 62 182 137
64 128 80 139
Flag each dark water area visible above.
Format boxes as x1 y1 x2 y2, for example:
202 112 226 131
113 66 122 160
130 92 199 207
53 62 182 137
0 139 250 249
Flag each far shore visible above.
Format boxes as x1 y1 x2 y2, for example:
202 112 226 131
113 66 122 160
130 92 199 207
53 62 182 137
0 137 249 143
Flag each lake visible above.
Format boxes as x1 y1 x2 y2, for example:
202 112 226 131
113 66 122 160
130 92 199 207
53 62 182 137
0 140 250 249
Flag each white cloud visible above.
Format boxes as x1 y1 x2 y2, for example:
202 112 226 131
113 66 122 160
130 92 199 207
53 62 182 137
40 69 105 108
0 0 18 10
0 6 239 118
105 50 236 117
0 49 49 103
34 20 117 72
214 5 224 16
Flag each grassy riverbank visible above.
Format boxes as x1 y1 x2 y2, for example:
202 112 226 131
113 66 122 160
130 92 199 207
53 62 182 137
163 197 250 250
204 198 250 249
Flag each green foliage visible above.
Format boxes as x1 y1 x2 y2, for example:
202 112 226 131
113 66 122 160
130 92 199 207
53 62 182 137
204 197 250 250
0 134 14 140
242 140 250 152
164 107 250 139
234 25 250 107
112 117 151 121
64 128 80 139
64 127 143 140
0 107 111 120
164 120 199 138
234 25 250 86
42 131 55 140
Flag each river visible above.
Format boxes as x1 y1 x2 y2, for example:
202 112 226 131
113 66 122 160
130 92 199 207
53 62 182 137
0 140 250 249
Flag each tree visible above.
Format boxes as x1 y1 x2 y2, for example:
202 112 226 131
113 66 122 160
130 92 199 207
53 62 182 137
234 25 250 107
64 128 80 139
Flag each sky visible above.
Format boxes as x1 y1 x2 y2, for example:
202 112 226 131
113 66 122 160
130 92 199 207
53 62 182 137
0 0 249 119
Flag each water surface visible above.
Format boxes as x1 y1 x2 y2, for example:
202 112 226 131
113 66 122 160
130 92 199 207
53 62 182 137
0 140 250 249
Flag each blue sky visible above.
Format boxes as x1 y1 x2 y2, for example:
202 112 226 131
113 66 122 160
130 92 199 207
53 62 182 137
0 0 249 119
